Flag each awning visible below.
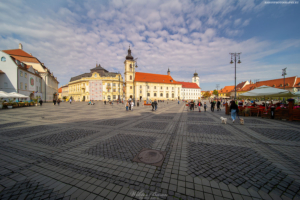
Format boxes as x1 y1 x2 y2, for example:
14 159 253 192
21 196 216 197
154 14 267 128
239 85 298 98
9 92 29 98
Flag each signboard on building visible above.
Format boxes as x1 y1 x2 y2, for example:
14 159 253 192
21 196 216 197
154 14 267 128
28 74 35 91
89 80 103 100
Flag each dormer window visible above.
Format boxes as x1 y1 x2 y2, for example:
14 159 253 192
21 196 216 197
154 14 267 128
1 56 6 62
286 83 289 86
280 84 283 87
273 84 275 87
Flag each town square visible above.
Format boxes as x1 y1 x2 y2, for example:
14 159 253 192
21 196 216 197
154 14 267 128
1 0 300 200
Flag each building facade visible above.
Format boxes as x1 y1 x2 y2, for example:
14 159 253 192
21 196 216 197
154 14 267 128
178 71 201 101
2 44 59 102
0 51 43 100
68 64 123 101
61 84 69 99
124 47 182 101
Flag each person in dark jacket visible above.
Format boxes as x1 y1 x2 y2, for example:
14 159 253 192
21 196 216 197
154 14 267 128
230 100 239 123
217 100 221 111
210 101 215 112
39 99 43 106
153 99 158 111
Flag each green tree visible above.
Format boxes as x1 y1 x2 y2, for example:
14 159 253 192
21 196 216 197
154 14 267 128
213 90 218 96
203 91 211 98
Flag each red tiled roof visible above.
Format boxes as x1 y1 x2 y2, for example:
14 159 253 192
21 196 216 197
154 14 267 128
295 78 300 87
0 70 5 74
238 76 297 91
135 72 179 84
10 55 40 63
176 81 200 89
58 88 62 93
220 86 235 93
2 49 34 58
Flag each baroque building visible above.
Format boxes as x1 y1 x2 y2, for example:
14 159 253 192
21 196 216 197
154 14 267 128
124 47 182 101
68 64 123 101
1 43 59 101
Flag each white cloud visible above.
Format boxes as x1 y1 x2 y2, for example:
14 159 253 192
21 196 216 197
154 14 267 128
0 0 298 91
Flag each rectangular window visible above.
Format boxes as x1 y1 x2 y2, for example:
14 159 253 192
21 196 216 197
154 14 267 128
25 83 27 90
154 93 157 97
167 87 168 90
113 89 116 92
160 93 163 97
147 93 150 97
130 86 132 89
172 87 174 90
36 86 38 92
113 83 116 86
113 95 116 99
25 73 27 78
147 86 149 89
20 71 23 77
161 87 163 90
172 94 174 98
140 90 142 94
140 85 142 89
154 86 156 89
20 82 23 90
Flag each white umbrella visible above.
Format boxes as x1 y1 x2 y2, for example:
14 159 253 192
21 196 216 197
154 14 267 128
9 92 29 98
0 91 10 98
0 91 20 98
239 85 298 98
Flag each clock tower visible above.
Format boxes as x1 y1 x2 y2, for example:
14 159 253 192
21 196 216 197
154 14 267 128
124 46 136 100
192 71 200 87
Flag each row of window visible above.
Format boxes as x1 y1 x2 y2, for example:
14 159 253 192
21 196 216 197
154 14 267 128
19 82 39 91
136 85 177 90
143 92 175 98
20 71 40 81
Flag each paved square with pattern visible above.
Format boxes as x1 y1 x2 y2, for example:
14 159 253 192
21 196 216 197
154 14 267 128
0 101 300 200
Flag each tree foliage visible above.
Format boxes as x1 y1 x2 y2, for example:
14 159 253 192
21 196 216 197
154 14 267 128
213 90 218 96
203 91 211 98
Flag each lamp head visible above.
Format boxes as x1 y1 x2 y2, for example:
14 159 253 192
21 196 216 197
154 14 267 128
237 60 241 64
230 60 234 64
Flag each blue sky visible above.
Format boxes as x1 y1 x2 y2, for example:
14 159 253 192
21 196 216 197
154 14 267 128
0 0 299 91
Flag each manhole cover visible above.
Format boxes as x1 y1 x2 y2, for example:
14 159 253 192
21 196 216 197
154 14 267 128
133 148 166 167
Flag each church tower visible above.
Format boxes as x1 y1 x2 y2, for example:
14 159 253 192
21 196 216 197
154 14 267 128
124 46 136 100
193 71 200 87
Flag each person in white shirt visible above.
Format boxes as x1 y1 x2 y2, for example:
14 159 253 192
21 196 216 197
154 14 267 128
131 101 134 111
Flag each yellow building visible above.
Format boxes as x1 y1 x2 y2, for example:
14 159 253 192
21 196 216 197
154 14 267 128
124 47 182 101
68 64 123 101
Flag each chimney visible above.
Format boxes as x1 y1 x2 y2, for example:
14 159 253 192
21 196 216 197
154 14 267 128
19 43 23 50
167 68 170 76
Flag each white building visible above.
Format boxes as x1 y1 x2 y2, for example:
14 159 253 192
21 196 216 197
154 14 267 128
0 51 43 100
178 72 201 101
2 44 59 102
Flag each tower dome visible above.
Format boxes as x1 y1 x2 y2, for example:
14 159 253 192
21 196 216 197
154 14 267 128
193 70 198 77
126 45 134 60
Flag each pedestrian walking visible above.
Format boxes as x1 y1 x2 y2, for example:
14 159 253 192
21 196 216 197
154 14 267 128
131 101 134 111
210 101 215 112
151 101 155 111
217 100 221 111
198 101 201 112
230 100 239 123
53 99 56 105
69 99 72 104
153 99 158 111
126 101 129 111
204 102 207 112
39 99 43 106
137 100 139 107
57 99 61 106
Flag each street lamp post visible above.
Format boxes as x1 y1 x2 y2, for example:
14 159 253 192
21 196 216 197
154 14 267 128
282 68 287 90
229 53 241 99
133 58 138 103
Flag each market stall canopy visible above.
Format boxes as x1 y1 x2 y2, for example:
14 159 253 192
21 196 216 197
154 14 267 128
294 91 300 96
9 92 29 98
0 91 11 98
239 85 298 98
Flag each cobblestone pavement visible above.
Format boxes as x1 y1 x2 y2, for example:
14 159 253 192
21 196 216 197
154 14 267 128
0 101 300 200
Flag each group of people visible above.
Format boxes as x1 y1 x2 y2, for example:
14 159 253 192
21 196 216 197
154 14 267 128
210 100 222 112
187 100 207 112
126 100 134 111
53 99 61 106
